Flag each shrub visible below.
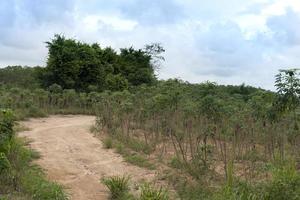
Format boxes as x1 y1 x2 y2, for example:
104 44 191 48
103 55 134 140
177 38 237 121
101 175 130 200
0 109 68 199
27 106 47 118
0 152 10 173
265 165 300 200
21 167 68 200
140 184 169 200
103 137 113 149
124 154 155 170
169 156 182 169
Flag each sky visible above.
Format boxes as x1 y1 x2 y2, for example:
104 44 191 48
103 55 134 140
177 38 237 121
0 0 300 90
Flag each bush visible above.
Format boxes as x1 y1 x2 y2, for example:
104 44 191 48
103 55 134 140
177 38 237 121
214 164 300 200
0 152 10 172
27 106 47 118
103 137 113 149
169 156 182 169
124 154 155 170
101 175 130 200
140 184 169 200
21 168 68 200
0 109 68 199
265 165 300 200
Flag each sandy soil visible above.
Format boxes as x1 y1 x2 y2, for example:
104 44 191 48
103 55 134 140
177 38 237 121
19 115 157 200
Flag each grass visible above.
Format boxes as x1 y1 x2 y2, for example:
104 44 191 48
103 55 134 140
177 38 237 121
160 168 213 200
123 137 153 155
140 184 169 200
90 124 101 135
124 154 156 170
1 112 68 200
14 123 31 132
101 175 132 200
101 175 171 200
169 156 183 169
103 137 113 149
101 135 156 170
21 166 68 200
0 137 68 200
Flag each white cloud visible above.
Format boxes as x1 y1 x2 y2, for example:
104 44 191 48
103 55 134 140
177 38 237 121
81 15 137 32
0 0 300 90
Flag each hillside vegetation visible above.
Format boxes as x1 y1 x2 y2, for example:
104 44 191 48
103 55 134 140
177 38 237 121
0 35 300 199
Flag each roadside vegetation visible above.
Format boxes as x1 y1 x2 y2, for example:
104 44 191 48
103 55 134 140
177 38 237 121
95 69 300 199
1 35 299 199
0 110 68 200
102 175 169 200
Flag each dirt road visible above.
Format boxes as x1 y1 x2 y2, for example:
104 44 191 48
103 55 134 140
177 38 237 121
19 115 157 200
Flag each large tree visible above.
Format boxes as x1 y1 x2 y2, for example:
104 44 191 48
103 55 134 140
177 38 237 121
41 35 162 91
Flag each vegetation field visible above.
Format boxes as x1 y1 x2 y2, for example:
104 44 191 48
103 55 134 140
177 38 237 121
0 35 299 199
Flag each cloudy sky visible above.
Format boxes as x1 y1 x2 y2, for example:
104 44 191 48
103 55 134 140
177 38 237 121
0 0 300 89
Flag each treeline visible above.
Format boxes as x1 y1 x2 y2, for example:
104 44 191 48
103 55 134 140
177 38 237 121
1 35 163 92
0 66 41 89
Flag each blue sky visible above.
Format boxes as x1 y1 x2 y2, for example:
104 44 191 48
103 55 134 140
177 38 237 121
0 0 300 89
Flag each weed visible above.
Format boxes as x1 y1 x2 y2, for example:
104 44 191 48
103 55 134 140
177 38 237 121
0 110 68 199
21 168 68 200
103 137 113 149
124 154 155 170
140 184 169 200
101 175 131 200
89 125 100 135
169 156 182 169
115 143 126 154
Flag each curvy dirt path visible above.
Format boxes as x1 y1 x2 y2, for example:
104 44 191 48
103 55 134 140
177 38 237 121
19 115 157 200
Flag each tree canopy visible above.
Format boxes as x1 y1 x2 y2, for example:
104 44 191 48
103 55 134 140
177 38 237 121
38 35 163 92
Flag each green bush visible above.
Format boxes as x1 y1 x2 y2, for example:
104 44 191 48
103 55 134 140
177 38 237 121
27 106 47 118
169 156 182 169
265 165 300 200
0 109 68 199
21 168 68 200
124 154 155 170
101 175 130 200
214 164 300 200
0 152 10 173
103 137 113 149
140 184 169 200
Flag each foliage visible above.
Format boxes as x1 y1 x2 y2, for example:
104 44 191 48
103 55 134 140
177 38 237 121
214 164 300 200
38 34 161 92
265 164 300 200
0 110 68 200
101 175 131 200
1 44 299 200
0 66 41 89
124 154 155 170
103 137 113 149
93 72 299 199
140 184 169 200
275 69 300 112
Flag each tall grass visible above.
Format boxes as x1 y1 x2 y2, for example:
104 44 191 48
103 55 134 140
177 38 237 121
140 184 169 200
101 175 131 200
0 109 68 200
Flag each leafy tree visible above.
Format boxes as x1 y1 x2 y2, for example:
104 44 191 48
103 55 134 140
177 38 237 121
0 66 40 89
105 74 129 91
275 69 300 113
41 35 158 91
